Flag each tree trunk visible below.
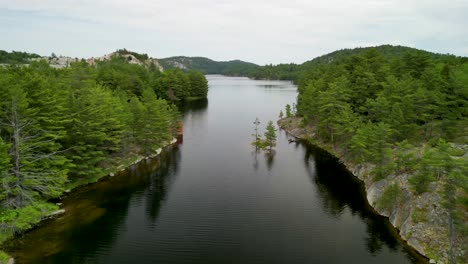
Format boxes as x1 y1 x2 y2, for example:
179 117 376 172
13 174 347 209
448 211 454 264
11 99 24 207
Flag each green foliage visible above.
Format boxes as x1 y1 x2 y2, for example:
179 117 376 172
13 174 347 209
349 122 393 164
159 56 258 75
285 104 292 118
63 84 125 179
0 202 58 235
0 50 41 64
251 119 277 152
408 170 436 194
292 45 467 237
0 58 181 232
249 63 299 80
252 138 268 150
248 45 463 82
264 121 277 152
0 251 9 263
411 208 428 223
376 183 402 211
393 141 418 174
187 70 209 98
94 55 208 101
0 68 69 207
115 48 149 62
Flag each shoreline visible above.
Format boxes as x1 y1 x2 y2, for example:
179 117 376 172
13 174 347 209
0 138 179 264
277 117 464 264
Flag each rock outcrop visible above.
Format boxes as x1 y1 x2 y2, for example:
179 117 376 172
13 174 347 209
30 50 165 71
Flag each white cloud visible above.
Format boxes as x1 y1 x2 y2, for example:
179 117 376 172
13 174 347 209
0 0 466 64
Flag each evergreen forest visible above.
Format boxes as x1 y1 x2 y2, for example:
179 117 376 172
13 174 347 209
288 47 468 260
0 56 208 241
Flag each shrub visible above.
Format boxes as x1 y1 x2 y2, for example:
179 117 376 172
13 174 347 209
376 183 402 211
411 208 428 223
0 202 58 236
408 171 436 194
0 251 10 263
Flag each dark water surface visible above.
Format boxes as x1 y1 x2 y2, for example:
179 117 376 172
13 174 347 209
5 75 425 263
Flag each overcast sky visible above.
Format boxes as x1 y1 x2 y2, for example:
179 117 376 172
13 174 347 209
1 0 467 65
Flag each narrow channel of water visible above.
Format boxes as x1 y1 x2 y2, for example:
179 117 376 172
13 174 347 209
5 75 425 263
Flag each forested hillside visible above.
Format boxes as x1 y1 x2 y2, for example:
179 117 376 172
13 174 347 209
249 45 467 81
0 56 208 245
288 47 467 263
159 56 259 75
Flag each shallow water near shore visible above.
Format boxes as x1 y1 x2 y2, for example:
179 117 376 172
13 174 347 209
4 75 426 263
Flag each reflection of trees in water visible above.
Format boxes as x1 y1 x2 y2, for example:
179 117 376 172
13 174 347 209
265 151 275 171
251 149 260 171
8 145 182 263
303 143 424 263
145 145 182 223
178 98 208 117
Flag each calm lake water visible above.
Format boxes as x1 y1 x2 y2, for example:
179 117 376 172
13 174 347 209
5 75 425 263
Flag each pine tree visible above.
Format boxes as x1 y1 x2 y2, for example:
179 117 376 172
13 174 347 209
127 96 145 146
187 71 208 98
285 104 292 118
264 121 277 152
140 88 173 155
0 138 11 204
64 84 124 179
0 85 68 207
251 117 264 149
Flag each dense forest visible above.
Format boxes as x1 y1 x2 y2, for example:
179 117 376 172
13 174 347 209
287 47 467 262
0 55 208 244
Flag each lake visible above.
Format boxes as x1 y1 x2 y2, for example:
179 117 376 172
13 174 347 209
5 75 425 263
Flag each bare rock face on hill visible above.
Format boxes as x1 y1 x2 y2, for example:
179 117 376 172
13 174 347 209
86 51 164 71
30 50 165 71
30 56 79 68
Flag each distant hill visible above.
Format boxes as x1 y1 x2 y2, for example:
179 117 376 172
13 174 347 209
159 56 259 75
301 45 462 68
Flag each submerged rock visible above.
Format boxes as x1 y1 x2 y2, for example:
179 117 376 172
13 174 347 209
47 209 66 219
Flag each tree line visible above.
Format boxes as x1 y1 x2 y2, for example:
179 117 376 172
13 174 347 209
0 50 41 65
0 56 208 239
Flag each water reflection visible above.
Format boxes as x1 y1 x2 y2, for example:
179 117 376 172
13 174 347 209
251 150 260 171
178 98 208 117
264 151 275 171
145 147 182 224
302 142 426 263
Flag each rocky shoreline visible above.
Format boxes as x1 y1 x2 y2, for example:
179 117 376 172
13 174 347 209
278 117 465 264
